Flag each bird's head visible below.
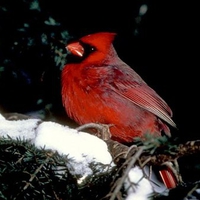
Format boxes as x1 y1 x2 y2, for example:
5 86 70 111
66 32 117 64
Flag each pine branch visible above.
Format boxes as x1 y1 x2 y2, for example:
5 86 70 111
106 139 200 166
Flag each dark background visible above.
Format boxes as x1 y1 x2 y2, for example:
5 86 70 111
0 0 199 142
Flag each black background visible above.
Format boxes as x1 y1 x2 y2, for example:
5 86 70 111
0 0 199 142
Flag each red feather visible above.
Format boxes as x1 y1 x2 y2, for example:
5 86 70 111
62 32 177 143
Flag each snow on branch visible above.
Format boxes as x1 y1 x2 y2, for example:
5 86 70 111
1 112 200 199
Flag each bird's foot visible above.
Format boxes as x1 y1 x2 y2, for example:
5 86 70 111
76 123 112 140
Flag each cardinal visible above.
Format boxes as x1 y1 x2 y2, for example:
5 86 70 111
61 32 177 189
61 32 176 143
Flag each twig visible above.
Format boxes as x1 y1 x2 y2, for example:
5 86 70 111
109 146 145 200
23 152 54 190
106 139 200 166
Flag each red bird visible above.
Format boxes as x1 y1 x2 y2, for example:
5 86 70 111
61 32 176 144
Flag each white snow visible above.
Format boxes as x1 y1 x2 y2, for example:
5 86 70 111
0 113 114 183
124 166 153 200
0 112 166 198
0 114 41 140
34 121 114 179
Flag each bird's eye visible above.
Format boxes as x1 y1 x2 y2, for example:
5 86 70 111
79 42 96 57
90 46 96 52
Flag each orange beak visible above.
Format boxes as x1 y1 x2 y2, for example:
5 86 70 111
66 42 84 57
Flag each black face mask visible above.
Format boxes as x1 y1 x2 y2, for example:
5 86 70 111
66 41 96 64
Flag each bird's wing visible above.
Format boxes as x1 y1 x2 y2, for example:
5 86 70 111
111 79 176 128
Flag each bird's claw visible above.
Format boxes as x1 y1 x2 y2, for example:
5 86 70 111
76 123 112 140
